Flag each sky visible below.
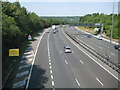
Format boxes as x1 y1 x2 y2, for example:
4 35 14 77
4 0 119 16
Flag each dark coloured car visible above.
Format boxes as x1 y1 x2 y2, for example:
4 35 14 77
114 45 120 50
53 30 56 34
87 35 92 38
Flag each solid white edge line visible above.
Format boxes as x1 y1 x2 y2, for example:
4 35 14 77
75 79 80 87
62 29 120 81
25 29 49 89
65 60 68 64
96 78 104 86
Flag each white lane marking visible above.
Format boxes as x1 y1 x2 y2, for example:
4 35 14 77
75 79 80 87
16 71 29 77
49 62 52 65
111 52 115 56
88 45 95 51
62 30 120 81
76 37 79 40
51 75 54 79
25 28 49 89
60 51 62 53
76 37 95 51
49 59 51 62
72 51 74 54
13 79 27 88
50 66 52 69
48 54 50 57
52 81 55 86
23 55 33 58
99 46 102 49
96 78 104 86
80 60 83 64
24 51 32 55
48 56 51 60
108 47 110 48
31 50 34 56
48 52 50 55
65 60 68 64
19 64 31 70
50 70 53 74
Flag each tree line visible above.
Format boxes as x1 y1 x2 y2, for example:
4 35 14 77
79 13 119 39
2 1 65 63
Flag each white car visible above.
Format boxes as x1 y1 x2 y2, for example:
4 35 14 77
98 36 102 40
64 46 71 53
97 35 102 40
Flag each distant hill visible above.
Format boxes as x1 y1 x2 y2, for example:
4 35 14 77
41 16 80 23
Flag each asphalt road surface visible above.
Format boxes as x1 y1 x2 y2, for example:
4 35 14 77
28 25 119 88
65 26 118 64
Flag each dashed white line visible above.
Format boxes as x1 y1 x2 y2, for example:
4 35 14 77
48 54 50 57
49 62 52 65
52 81 55 86
80 60 83 64
65 60 68 64
48 56 51 60
99 46 102 49
60 51 62 53
72 51 74 54
50 70 53 74
50 66 52 69
62 30 120 81
48 52 50 55
96 78 104 86
111 52 115 56
75 78 80 87
51 75 54 79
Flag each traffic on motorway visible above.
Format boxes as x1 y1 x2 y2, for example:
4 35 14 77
27 25 119 88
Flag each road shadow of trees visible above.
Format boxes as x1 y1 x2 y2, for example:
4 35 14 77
28 65 48 89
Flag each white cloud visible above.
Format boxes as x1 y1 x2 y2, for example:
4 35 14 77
3 0 120 2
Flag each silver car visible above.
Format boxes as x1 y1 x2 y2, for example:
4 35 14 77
64 46 71 53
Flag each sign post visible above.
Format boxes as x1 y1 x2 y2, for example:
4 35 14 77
28 35 32 41
9 49 19 57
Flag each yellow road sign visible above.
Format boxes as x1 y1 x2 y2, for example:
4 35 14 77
9 49 19 56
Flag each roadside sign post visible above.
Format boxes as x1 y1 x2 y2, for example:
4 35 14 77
9 48 19 69
9 49 19 57
28 35 32 41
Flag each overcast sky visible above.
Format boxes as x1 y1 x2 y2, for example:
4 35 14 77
4 0 119 16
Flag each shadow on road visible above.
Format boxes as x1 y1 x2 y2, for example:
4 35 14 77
28 65 48 89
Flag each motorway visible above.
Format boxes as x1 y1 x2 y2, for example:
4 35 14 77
66 26 118 64
28 25 119 88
